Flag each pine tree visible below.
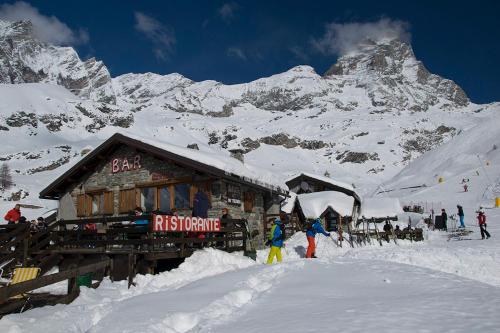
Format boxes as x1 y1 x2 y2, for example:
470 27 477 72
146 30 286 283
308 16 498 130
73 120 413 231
0 163 13 190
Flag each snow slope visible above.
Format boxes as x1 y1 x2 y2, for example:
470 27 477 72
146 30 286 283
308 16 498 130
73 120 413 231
2 215 500 332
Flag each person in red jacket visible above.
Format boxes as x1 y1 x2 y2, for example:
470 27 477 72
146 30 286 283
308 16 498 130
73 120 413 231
4 204 21 224
477 210 491 239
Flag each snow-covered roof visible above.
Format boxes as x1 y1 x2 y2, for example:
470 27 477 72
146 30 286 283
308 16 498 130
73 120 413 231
122 132 284 191
40 132 287 198
285 172 355 192
361 197 403 218
298 191 354 218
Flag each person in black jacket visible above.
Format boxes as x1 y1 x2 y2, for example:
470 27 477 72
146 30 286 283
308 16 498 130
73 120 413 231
441 209 448 231
383 221 393 242
457 205 465 228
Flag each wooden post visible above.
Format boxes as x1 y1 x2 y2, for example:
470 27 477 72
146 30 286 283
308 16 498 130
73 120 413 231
373 218 382 246
363 219 369 245
128 253 136 289
67 263 79 296
346 221 354 248
338 216 343 248
180 232 185 257
109 258 114 283
22 233 29 266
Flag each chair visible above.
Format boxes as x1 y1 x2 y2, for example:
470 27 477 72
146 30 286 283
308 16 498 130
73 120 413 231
9 267 41 312
0 258 15 281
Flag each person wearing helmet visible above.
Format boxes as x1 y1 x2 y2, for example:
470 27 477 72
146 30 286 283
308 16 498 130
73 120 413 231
266 218 284 264
306 218 330 258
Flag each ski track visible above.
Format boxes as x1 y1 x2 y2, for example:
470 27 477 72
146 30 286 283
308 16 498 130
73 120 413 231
146 261 305 333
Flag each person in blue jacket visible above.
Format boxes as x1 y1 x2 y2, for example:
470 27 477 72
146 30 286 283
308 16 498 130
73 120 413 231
306 218 330 258
266 218 284 264
134 207 149 225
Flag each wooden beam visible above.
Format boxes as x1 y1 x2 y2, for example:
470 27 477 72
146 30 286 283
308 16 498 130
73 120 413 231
0 260 111 303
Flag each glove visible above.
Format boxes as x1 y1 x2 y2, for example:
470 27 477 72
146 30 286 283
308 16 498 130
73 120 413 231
326 233 331 237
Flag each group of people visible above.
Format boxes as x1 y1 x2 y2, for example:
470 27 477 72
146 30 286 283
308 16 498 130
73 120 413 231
3 204 47 232
266 217 331 264
440 205 491 239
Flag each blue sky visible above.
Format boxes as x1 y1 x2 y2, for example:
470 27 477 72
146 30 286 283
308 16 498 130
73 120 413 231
0 0 499 103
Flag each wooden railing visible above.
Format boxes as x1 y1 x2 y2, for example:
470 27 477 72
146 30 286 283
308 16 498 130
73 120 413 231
0 224 31 269
0 259 111 316
50 215 249 254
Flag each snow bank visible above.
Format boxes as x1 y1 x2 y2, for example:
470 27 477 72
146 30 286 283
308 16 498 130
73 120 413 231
361 197 403 218
298 191 354 218
133 248 256 292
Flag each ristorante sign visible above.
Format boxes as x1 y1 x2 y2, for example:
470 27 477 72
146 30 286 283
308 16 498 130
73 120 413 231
153 215 221 232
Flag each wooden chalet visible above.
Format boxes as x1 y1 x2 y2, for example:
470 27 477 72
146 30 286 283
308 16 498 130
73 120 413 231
40 133 286 246
284 172 362 228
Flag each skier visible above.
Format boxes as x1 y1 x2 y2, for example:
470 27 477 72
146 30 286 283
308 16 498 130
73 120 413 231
477 210 491 239
266 218 284 264
441 209 448 231
463 184 468 192
383 221 393 242
305 218 331 258
457 205 465 228
4 204 21 224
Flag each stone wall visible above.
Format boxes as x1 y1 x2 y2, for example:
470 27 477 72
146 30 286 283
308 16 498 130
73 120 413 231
58 144 278 248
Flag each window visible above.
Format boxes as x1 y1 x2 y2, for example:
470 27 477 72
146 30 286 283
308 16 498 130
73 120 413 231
243 191 255 212
77 191 114 216
227 184 241 205
92 193 104 214
211 182 221 198
133 182 205 212
174 184 190 208
159 187 171 212
141 187 155 212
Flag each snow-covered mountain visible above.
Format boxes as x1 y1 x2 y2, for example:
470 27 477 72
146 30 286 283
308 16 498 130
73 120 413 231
0 20 115 103
0 18 499 214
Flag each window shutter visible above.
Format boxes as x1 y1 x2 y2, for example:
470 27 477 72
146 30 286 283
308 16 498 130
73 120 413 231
119 189 136 213
103 191 114 215
244 191 255 212
84 194 92 216
76 194 86 217
190 184 198 207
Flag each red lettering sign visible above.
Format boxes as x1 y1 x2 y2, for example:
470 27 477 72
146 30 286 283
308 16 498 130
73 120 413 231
111 155 142 173
153 215 221 232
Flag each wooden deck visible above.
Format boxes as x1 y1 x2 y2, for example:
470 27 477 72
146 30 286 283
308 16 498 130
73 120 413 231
0 214 250 316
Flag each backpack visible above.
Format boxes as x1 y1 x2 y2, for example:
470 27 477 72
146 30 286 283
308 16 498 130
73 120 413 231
279 224 286 241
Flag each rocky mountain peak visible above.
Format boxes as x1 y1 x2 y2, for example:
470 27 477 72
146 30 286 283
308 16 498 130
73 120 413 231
325 39 415 76
0 19 116 104
324 38 469 108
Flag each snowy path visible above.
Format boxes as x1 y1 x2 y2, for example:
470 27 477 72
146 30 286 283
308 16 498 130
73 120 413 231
90 261 304 333
2 221 500 333
211 259 500 333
